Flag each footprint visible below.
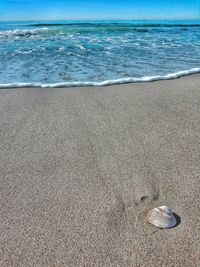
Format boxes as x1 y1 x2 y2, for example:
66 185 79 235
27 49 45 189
134 187 159 208
140 195 149 204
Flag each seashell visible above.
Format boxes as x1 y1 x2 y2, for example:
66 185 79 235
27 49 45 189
146 206 177 229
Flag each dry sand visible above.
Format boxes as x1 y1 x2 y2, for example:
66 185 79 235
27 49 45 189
0 75 199 266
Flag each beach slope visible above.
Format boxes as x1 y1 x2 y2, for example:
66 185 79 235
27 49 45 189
0 75 199 266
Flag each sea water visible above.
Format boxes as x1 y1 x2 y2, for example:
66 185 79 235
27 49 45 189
0 20 199 87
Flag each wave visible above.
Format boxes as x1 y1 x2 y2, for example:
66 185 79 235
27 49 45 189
1 23 199 39
0 68 199 89
0 28 48 38
28 22 200 28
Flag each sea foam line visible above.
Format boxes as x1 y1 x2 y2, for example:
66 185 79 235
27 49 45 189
0 28 48 38
0 68 199 88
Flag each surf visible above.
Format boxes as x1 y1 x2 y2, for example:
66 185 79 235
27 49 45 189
0 68 199 88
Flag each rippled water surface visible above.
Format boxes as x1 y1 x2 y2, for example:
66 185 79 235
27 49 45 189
0 20 199 86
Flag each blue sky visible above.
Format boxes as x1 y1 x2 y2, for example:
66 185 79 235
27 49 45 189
0 0 199 21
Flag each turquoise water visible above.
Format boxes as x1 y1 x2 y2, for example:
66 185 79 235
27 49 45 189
0 20 200 87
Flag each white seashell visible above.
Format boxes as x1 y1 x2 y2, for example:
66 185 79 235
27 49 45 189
146 206 177 229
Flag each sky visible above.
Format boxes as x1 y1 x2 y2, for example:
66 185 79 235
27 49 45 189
0 0 199 21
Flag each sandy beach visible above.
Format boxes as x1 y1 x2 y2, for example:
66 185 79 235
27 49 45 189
0 74 199 266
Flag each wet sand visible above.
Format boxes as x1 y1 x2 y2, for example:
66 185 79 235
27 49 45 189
0 75 199 266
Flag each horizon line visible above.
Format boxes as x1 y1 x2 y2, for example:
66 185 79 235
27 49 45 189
0 18 200 22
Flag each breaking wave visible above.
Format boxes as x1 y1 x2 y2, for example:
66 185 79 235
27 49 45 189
0 28 48 38
0 68 199 88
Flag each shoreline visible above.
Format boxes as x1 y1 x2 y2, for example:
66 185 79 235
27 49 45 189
0 74 199 266
0 68 200 89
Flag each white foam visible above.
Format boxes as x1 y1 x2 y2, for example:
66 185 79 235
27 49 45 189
0 68 199 88
77 44 85 50
0 28 48 38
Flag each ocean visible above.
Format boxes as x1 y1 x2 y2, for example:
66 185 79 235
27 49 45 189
0 20 199 87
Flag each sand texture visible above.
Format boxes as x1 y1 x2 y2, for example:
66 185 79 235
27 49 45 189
0 75 199 266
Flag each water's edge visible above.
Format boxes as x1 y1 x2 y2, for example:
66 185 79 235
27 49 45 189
0 68 199 88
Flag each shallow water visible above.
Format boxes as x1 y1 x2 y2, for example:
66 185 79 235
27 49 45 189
0 20 200 87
